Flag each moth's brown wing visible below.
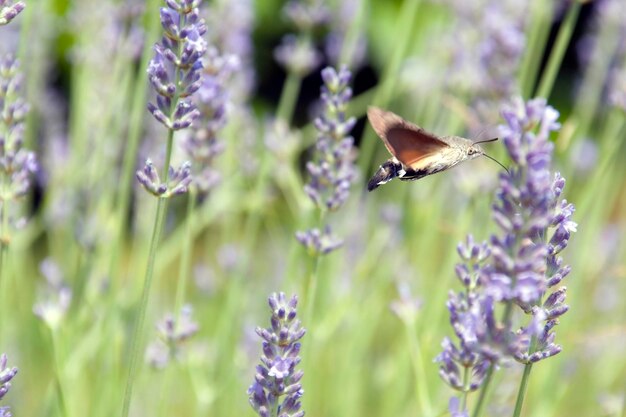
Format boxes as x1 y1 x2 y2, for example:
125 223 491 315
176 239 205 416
367 106 448 168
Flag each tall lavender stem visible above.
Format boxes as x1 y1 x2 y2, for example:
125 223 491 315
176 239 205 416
122 2 206 416
296 65 356 322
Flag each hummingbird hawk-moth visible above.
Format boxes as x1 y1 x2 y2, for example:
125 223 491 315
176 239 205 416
367 106 501 191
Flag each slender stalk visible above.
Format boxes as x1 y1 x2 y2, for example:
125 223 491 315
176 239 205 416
472 366 495 417
519 0 553 99
49 329 69 417
174 189 196 316
513 358 535 417
461 366 470 412
404 319 433 417
276 71 302 124
303 210 326 325
108 0 161 287
121 193 169 417
472 300 515 417
122 6 183 407
0 192 8 338
535 1 581 99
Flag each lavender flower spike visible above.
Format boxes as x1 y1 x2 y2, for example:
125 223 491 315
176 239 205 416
0 354 17 401
0 1 25 26
304 66 357 212
146 305 199 369
248 293 306 417
0 55 38 245
438 97 577 414
182 46 239 193
146 0 207 131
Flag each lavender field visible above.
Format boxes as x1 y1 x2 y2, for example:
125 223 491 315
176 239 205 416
0 0 625 416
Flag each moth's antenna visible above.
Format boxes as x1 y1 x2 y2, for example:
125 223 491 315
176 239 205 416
473 137 499 145
482 152 510 175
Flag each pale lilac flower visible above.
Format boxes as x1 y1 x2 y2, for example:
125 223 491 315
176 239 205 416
577 0 626 110
304 66 357 211
436 236 492 392
438 98 576 400
0 55 38 204
248 293 305 417
138 0 208 197
448 397 469 417
438 0 527 124
145 0 207 130
146 305 199 369
295 226 343 256
0 354 17 401
203 0 255 101
274 34 321 77
389 281 422 323
296 66 356 255
136 159 192 197
0 1 24 26
33 258 72 330
283 0 329 32
182 46 238 193
324 0 367 68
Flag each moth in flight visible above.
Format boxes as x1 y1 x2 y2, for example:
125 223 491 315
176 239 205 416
367 107 502 191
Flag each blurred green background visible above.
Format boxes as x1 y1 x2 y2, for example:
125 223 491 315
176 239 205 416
0 0 624 416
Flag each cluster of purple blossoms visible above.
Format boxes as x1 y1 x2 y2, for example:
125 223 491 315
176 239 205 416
324 0 367 69
274 0 328 77
146 305 199 369
203 0 255 102
181 47 238 193
0 1 24 26
137 0 208 197
438 0 527 124
578 0 626 111
0 55 38 237
0 353 17 417
296 66 357 255
437 98 576 407
248 293 305 417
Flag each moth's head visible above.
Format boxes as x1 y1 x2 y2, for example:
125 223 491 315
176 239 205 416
466 144 484 160
467 137 499 160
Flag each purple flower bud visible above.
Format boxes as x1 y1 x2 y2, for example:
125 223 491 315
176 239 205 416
249 293 306 417
439 97 576 395
295 226 343 256
0 1 25 26
0 354 17 400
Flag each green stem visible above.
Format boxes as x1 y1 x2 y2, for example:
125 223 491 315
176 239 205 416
461 366 470 412
513 360 535 417
472 302 514 417
49 329 69 417
472 365 495 417
0 201 8 338
519 0 553 99
404 319 433 416
303 210 327 325
276 71 302 124
535 1 581 99
108 0 161 288
121 194 169 417
121 4 182 406
174 189 196 316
